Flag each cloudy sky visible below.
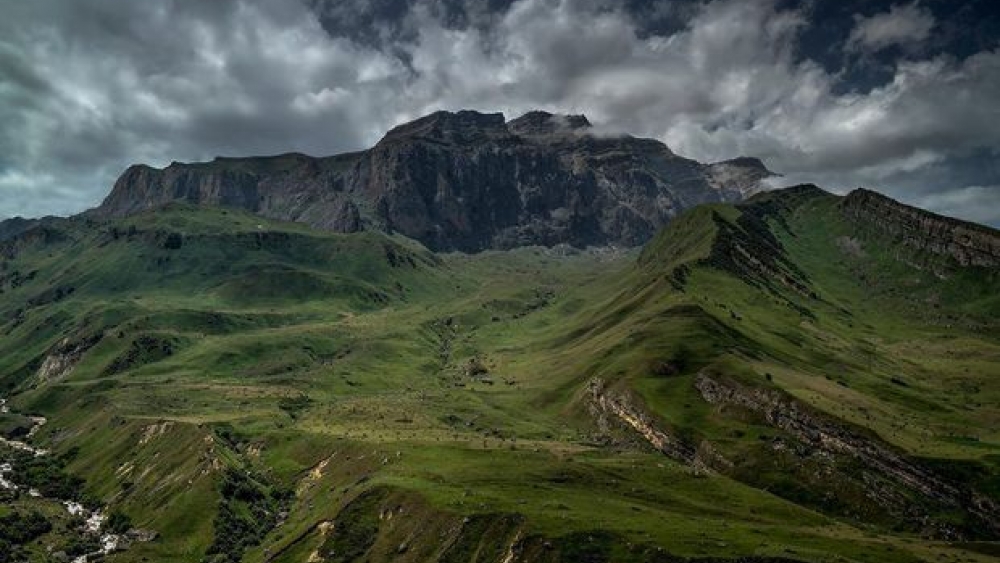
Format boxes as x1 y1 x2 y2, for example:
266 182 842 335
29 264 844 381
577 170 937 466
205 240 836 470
2 0 999 225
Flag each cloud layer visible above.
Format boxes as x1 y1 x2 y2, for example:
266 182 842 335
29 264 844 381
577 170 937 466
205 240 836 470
1 0 998 225
847 2 935 52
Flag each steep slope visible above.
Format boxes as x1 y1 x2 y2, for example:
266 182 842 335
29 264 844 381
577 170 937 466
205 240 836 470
840 188 1000 268
577 185 1000 540
94 110 773 251
0 217 46 242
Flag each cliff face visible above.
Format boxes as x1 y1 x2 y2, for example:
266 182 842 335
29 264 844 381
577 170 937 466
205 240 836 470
841 188 1000 267
95 110 773 251
97 152 365 235
0 217 50 242
694 373 999 539
589 369 999 540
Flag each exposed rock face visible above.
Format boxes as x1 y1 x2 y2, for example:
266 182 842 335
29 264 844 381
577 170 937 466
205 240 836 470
588 367 999 539
98 153 365 235
841 188 1000 267
694 373 999 539
36 335 102 383
587 377 736 474
706 157 774 200
587 378 701 466
94 110 774 251
0 217 42 242
0 219 67 260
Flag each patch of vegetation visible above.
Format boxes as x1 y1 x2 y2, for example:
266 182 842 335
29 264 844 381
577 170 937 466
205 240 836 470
103 334 179 375
556 530 616 563
107 509 133 534
205 468 290 563
0 446 88 502
277 394 312 419
0 511 51 563
317 489 385 563
62 533 102 559
0 412 34 440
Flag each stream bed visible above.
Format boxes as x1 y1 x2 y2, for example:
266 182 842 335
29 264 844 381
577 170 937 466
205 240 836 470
0 397 123 562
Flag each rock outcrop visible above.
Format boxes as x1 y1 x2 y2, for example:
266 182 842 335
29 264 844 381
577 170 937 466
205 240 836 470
841 188 1000 267
36 335 102 383
694 372 1000 538
587 378 702 466
94 110 774 252
0 217 43 242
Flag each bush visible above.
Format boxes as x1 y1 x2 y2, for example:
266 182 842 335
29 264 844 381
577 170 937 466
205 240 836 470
205 468 283 563
0 511 51 545
107 510 132 534
1 447 85 501
277 395 312 419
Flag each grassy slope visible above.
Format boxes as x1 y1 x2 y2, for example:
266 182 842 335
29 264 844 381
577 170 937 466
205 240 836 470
0 197 996 563
613 188 1000 539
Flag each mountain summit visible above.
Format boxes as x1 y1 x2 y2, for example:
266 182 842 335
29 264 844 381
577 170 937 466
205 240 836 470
94 110 774 251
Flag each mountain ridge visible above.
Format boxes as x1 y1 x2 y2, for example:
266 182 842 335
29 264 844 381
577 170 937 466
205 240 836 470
91 109 775 252
841 188 1000 267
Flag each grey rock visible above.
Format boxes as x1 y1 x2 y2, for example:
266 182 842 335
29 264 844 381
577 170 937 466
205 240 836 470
841 188 1000 267
94 110 775 252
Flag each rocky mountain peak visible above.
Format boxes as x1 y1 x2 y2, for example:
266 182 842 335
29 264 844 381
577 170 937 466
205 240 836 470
378 110 508 145
712 156 768 171
705 156 776 200
507 110 592 137
95 109 777 252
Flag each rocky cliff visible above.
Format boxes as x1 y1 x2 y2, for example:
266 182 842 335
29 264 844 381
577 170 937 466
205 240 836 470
0 217 48 242
94 110 773 251
841 188 1000 267
694 372 999 539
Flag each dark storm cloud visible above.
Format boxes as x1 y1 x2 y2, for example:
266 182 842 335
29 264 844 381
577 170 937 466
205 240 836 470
1 0 999 225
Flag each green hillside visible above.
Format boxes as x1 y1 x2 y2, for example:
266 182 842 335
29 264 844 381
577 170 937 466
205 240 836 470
1 189 998 563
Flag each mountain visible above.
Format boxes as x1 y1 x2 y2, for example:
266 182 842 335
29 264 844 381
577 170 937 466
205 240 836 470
623 185 1000 538
0 216 48 242
2 178 999 563
94 110 774 251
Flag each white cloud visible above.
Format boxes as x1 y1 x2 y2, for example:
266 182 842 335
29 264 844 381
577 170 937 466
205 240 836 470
847 2 935 52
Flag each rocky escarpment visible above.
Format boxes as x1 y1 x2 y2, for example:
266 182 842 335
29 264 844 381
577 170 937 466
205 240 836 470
0 222 68 261
694 372 999 539
589 369 999 539
94 110 774 252
841 188 1000 267
36 334 103 383
587 378 732 473
705 157 774 200
98 152 365 235
0 217 44 242
707 194 817 300
588 378 700 466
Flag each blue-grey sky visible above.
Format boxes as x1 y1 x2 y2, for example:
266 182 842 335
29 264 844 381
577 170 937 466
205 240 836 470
1 0 999 225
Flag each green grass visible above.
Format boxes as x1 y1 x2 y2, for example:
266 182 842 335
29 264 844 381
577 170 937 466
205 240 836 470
0 196 997 563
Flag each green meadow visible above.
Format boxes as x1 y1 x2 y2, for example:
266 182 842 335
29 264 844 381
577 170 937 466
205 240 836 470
0 189 997 562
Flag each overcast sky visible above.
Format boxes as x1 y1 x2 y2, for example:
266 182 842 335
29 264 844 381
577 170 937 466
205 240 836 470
1 0 999 225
